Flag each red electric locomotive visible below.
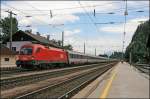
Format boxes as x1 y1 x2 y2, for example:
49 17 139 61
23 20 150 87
17 44 111 69
16 44 68 69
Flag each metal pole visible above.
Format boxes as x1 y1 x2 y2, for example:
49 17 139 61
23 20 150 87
129 52 132 65
62 31 64 48
84 42 85 54
10 11 12 50
95 48 96 56
122 0 128 62
5 10 16 50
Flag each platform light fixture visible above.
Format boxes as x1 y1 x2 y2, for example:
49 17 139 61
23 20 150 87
107 12 115 14
136 10 144 12
25 15 32 18
109 22 115 24
26 25 31 27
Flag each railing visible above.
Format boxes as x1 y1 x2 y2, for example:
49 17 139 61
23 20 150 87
134 64 150 75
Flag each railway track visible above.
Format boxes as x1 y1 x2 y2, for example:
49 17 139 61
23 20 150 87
16 62 116 99
0 62 109 91
0 68 33 77
134 64 150 75
0 62 107 77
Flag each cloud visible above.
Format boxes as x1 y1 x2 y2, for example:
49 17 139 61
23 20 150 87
127 1 149 7
50 14 79 24
99 17 149 34
63 34 122 55
64 29 80 37
19 18 32 26
1 1 149 55
1 1 118 26
99 17 149 45
64 17 149 55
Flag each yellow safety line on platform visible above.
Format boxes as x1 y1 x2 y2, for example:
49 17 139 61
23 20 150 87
100 69 117 98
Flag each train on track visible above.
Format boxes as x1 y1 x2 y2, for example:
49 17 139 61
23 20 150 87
16 44 110 69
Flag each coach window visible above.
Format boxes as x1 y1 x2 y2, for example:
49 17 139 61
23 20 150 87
79 55 81 59
70 54 72 58
82 55 84 59
74 54 76 58
81 55 83 59
80 55 82 59
75 54 77 58
70 54 73 58
77 54 79 58
71 54 73 58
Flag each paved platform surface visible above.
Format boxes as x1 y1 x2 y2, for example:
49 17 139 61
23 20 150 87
73 62 149 98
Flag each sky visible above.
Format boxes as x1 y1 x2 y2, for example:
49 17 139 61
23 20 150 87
1 1 149 55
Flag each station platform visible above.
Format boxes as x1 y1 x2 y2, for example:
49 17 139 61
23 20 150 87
73 62 149 98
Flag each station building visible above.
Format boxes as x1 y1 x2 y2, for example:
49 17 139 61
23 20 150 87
0 45 17 67
4 30 60 53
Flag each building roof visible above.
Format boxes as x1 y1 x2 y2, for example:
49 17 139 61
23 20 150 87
0 45 16 55
4 30 61 48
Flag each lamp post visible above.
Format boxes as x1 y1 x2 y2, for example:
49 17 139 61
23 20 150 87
5 10 17 50
49 24 64 48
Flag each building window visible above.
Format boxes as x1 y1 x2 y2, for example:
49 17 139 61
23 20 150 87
4 58 9 61
12 47 16 52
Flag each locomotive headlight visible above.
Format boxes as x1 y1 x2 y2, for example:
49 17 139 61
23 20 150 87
31 56 35 60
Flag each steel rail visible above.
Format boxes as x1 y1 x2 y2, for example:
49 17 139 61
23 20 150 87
16 62 117 99
0 62 110 90
58 65 113 99
0 62 108 76
134 64 150 75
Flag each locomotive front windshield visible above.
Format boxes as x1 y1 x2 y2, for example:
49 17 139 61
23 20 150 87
20 47 33 55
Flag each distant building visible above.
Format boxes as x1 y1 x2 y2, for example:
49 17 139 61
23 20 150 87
4 30 61 53
0 45 17 67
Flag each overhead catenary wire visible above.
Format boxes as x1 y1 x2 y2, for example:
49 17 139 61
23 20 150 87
2 2 66 33
17 21 123 27
26 2 50 16
2 0 148 19
4 1 121 11
122 0 128 60
78 1 101 35
1 3 145 26
2 4 148 17
1 2 148 20
2 3 50 26
4 1 146 12
1 1 148 55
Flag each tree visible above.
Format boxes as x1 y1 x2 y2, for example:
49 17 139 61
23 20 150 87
0 17 18 41
63 44 73 50
110 52 123 59
99 54 108 58
50 39 73 50
51 39 62 46
125 20 150 63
